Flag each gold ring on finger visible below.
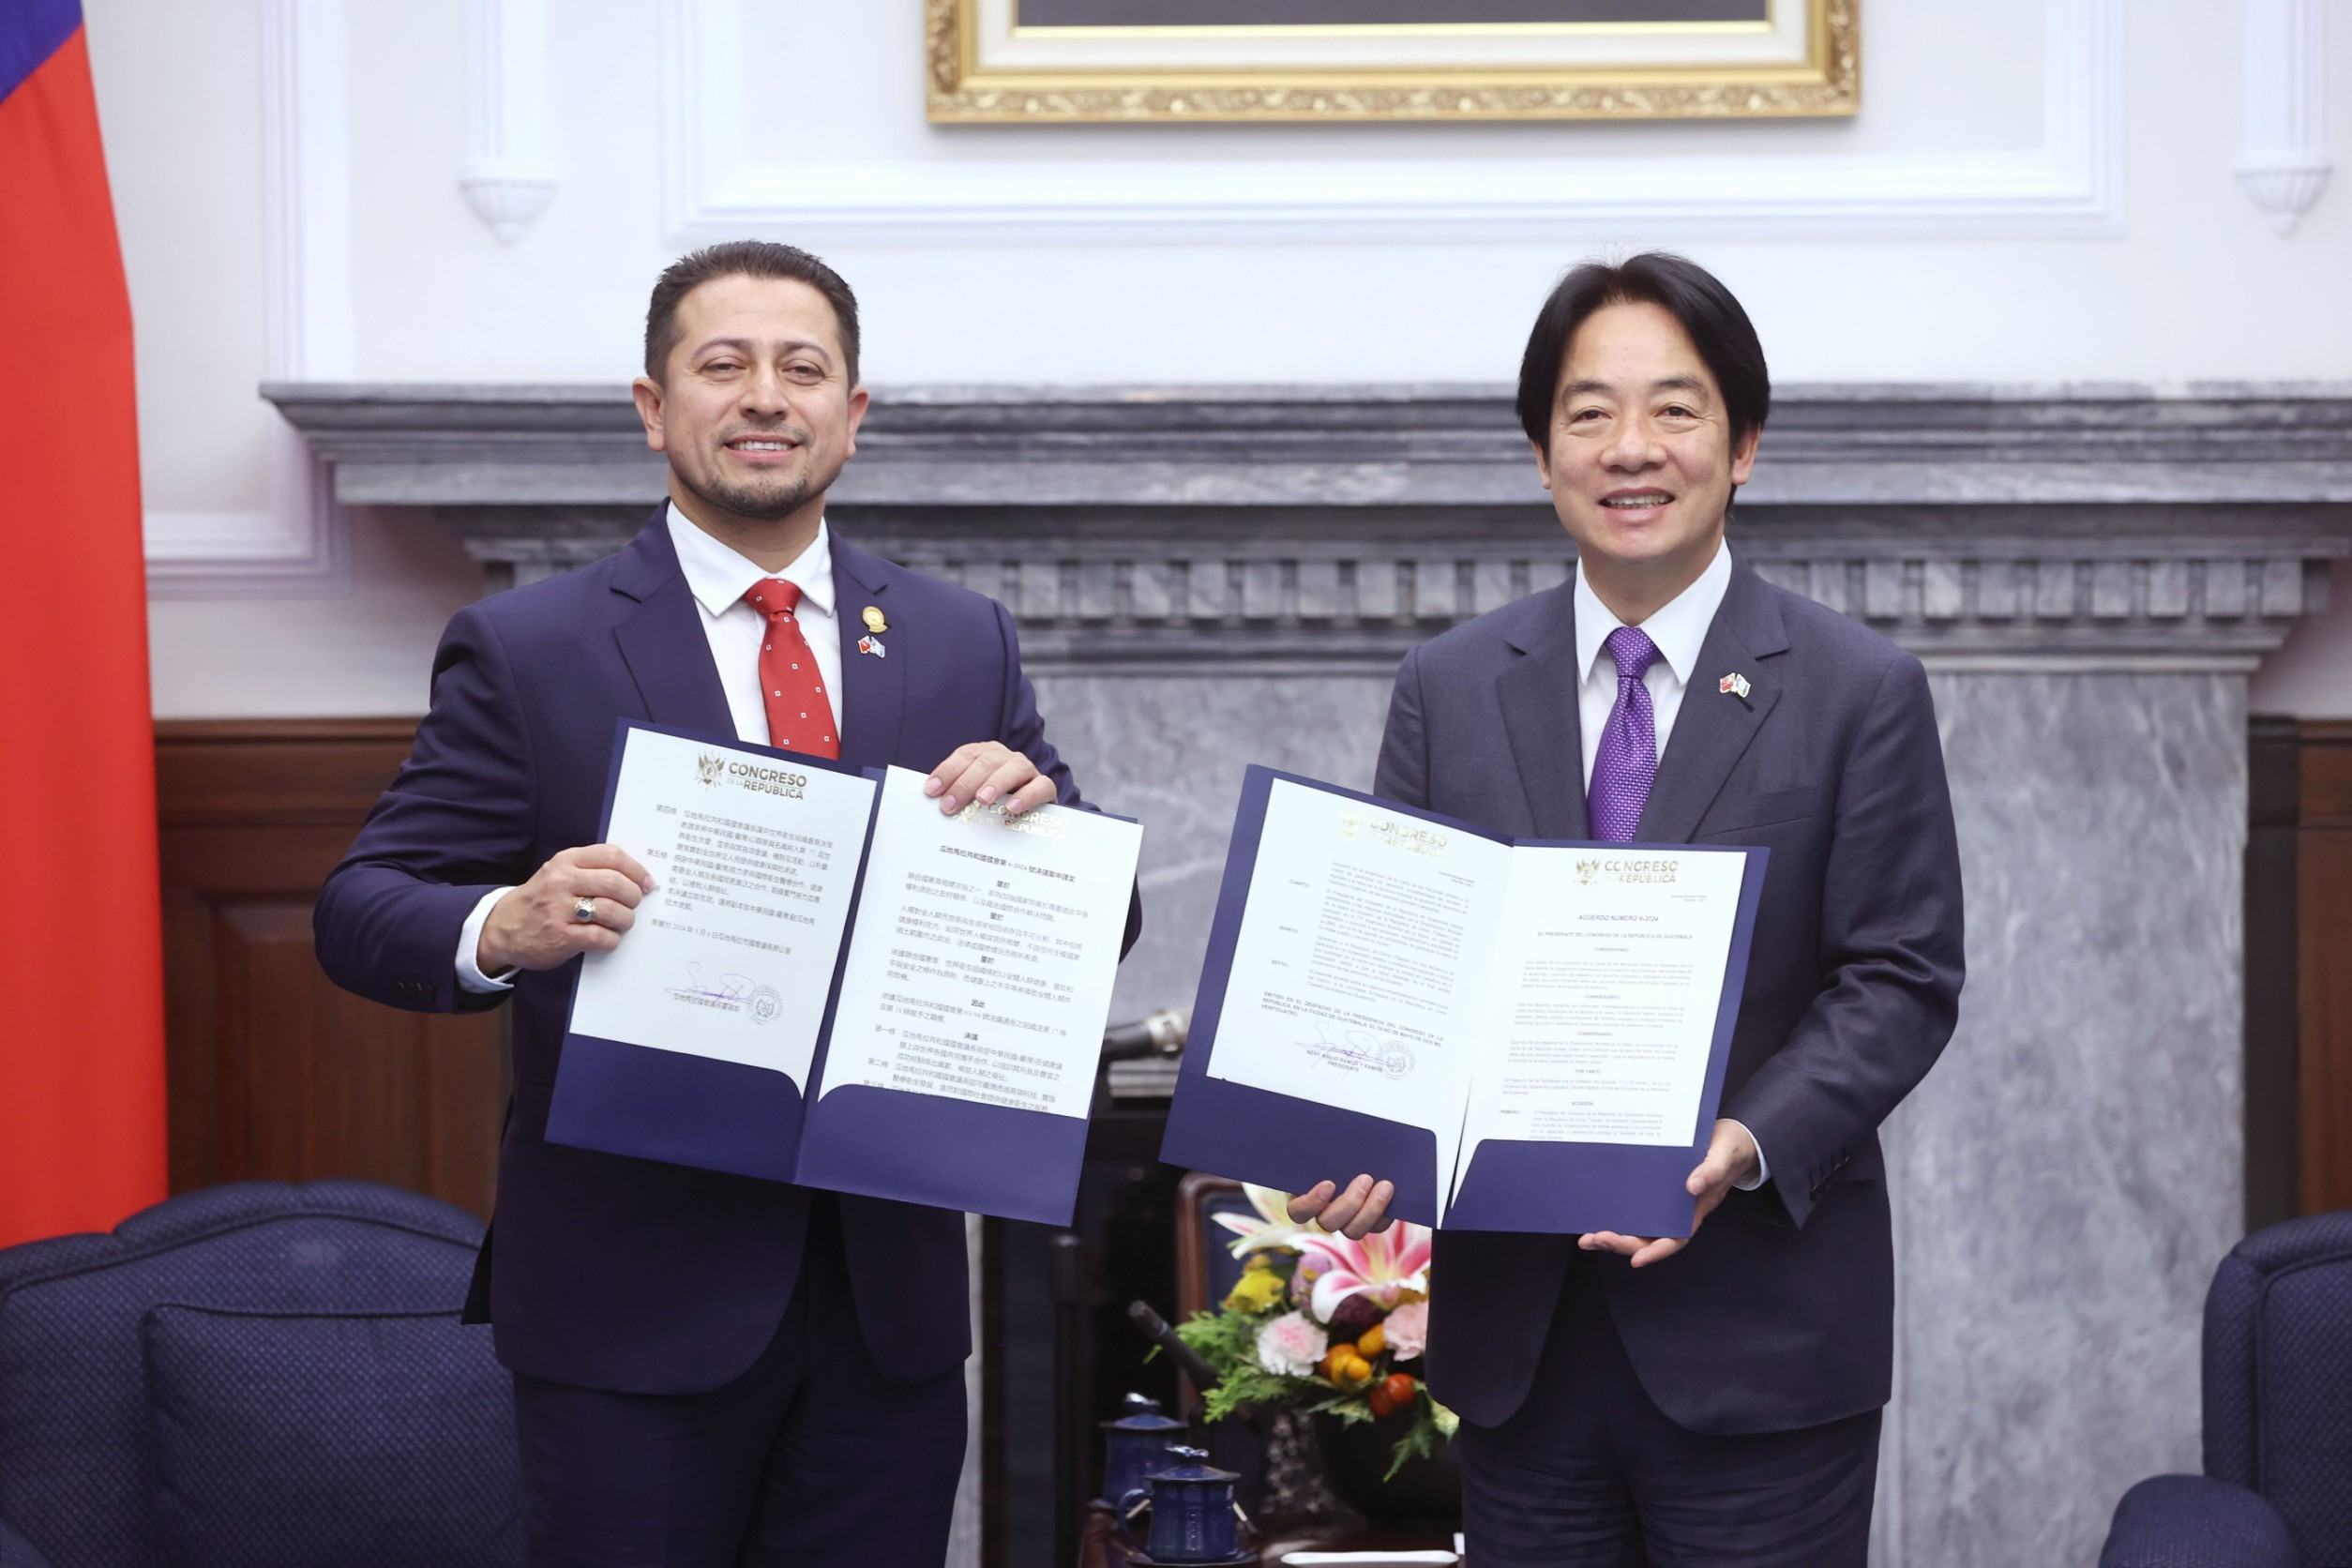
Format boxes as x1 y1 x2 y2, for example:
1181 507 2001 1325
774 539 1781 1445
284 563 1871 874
571 896 597 924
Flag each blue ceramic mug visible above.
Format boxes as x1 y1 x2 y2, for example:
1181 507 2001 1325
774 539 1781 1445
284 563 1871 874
1099 1393 1188 1507
1116 1447 1244 1563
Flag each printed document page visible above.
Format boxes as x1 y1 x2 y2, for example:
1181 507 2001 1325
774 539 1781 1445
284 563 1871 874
1206 777 1512 1210
1457 845 1746 1178
567 727 875 1087
821 768 1143 1120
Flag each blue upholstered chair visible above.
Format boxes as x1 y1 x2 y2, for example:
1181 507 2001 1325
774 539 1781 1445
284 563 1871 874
0 1179 521 1568
2100 1211 2352 1568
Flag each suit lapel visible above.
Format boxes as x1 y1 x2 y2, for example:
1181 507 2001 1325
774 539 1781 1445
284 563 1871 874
1635 557 1789 844
1494 584 1590 841
610 511 734 737
830 534 905 772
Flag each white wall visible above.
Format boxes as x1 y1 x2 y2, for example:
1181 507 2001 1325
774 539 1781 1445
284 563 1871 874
87 0 2352 718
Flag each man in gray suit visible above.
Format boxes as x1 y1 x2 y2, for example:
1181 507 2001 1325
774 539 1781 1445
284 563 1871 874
1289 253 1965 1565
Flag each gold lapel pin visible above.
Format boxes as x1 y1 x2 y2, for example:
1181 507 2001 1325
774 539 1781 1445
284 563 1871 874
1718 671 1753 709
861 606 887 634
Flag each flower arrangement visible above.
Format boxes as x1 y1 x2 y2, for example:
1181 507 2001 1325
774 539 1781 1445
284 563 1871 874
1174 1185 1457 1478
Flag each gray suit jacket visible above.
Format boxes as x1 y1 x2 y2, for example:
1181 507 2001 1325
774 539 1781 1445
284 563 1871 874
1377 550 1964 1435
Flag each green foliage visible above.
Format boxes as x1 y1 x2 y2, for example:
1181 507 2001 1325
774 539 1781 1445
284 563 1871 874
1304 1389 1372 1422
1381 1393 1445 1481
1173 1309 1321 1424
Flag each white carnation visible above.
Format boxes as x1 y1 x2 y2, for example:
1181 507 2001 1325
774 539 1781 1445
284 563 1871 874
1254 1309 1328 1378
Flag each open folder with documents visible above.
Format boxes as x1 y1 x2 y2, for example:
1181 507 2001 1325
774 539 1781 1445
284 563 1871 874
1162 765 1765 1237
546 719 1142 1226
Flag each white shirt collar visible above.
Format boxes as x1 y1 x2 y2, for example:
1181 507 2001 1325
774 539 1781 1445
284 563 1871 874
1574 536 1732 687
666 502 836 620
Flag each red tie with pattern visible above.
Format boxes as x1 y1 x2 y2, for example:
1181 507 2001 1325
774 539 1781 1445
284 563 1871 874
742 579 838 759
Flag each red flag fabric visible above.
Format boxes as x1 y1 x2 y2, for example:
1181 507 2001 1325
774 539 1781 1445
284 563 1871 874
0 4 169 1247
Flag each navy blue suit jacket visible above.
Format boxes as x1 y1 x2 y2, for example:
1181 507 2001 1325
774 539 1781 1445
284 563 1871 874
1377 552 1964 1436
316 511 1124 1395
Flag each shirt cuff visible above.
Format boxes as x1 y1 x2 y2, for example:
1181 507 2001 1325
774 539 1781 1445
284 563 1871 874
456 887 520 993
1726 1120 1770 1191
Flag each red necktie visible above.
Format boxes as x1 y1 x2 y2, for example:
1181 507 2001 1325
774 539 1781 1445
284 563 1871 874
742 579 838 759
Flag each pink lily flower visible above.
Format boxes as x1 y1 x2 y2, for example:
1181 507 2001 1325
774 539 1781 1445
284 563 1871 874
1295 1221 1434 1323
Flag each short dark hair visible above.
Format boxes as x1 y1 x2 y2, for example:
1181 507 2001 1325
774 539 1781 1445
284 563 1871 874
1514 251 1770 453
643 240 861 385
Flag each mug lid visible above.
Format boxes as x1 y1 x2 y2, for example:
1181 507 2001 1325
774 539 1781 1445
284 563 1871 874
1103 1392 1185 1433
1145 1446 1238 1484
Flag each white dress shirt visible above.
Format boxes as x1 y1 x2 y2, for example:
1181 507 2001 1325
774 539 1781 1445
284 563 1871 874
1573 535 1731 784
666 502 845 746
1571 538 1769 1191
454 505 845 992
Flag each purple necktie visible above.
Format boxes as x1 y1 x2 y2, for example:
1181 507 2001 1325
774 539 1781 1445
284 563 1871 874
1588 626 1662 843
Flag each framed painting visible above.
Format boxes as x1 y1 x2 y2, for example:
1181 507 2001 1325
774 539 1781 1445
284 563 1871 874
926 0 1858 123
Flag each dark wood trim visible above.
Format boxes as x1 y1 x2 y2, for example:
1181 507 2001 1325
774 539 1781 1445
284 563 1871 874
155 718 504 1220
2246 717 2302 1231
2298 721 2352 1215
1173 1171 1243 1325
157 717 426 824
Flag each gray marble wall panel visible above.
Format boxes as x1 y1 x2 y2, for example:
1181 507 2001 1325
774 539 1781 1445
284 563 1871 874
1028 673 1395 1019
1874 672 2247 1568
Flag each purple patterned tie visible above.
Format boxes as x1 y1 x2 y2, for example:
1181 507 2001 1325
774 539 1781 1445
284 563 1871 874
1588 626 1662 843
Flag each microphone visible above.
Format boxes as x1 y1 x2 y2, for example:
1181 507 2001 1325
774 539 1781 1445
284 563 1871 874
1099 1006 1191 1063
1128 1300 1220 1390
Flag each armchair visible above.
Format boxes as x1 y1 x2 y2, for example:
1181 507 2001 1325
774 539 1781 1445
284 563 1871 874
0 1179 520 1567
2100 1211 2352 1568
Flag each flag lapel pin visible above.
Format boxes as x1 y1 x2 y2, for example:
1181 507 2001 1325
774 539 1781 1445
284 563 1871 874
1719 671 1753 709
858 605 888 657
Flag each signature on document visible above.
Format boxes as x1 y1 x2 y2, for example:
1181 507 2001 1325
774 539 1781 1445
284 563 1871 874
1293 1020 1418 1082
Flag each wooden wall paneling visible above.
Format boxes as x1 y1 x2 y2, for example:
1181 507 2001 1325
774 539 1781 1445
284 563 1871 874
213 899 324 1182
2245 716 2301 1231
156 720 505 1220
422 1020 506 1213
2299 721 2352 1215
159 874 224 1195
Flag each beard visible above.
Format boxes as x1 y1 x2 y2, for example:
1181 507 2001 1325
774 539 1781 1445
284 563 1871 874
682 460 820 521
678 423 843 522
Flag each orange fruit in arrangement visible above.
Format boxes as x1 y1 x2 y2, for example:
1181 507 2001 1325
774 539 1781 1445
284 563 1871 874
1320 1345 1358 1383
1357 1323 1387 1358
1339 1355 1374 1387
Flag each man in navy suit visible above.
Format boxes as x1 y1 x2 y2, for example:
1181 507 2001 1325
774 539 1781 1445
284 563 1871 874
1289 253 1964 1564
315 241 1132 1565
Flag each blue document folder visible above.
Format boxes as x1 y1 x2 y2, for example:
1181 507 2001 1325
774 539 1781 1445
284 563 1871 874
1162 765 1766 1238
546 719 1131 1227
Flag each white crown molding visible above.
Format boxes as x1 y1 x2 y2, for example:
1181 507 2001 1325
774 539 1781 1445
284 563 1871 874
2237 0 2331 234
150 0 353 596
659 0 2125 245
460 0 557 243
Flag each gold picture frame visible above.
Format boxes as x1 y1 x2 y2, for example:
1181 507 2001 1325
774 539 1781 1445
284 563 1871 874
926 0 1858 124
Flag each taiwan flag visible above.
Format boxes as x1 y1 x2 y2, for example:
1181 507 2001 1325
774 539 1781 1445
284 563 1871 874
0 1 169 1246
